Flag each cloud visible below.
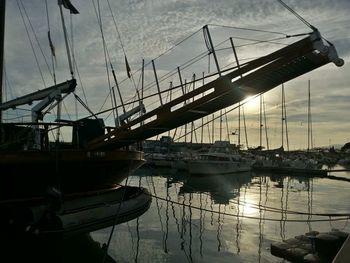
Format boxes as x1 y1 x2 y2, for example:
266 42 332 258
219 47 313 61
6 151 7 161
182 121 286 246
2 0 349 146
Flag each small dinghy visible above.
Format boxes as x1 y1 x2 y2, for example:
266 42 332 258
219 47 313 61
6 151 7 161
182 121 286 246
1 185 152 238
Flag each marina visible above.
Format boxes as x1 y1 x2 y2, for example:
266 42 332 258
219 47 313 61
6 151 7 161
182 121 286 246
2 165 350 262
0 0 349 262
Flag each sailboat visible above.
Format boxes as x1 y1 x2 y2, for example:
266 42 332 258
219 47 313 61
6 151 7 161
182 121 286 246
0 1 153 238
252 83 324 175
0 1 146 201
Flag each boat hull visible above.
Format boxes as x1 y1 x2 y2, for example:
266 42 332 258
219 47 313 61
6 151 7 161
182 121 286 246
188 160 251 176
252 165 327 176
1 185 152 238
0 149 145 199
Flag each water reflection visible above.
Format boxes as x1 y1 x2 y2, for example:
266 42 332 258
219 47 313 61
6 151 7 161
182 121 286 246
177 172 252 204
6 167 348 262
95 166 350 262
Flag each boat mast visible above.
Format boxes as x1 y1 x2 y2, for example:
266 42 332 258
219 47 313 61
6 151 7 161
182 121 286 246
259 94 263 150
58 1 74 78
0 0 5 125
307 80 313 152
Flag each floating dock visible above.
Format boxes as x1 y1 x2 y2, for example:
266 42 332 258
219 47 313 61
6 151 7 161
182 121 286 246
271 230 349 262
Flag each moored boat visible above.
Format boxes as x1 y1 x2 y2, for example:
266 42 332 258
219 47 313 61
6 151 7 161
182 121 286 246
0 1 145 200
188 141 252 175
1 185 151 237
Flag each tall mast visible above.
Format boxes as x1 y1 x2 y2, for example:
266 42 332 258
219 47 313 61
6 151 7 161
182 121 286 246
281 84 284 149
307 80 313 152
259 94 262 150
0 0 5 124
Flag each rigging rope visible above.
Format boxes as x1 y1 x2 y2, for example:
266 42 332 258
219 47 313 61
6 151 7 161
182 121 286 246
44 0 56 85
208 23 290 37
174 93 261 143
92 0 117 124
277 0 316 31
106 0 141 104
82 22 311 125
16 0 46 88
20 0 53 81
120 33 290 105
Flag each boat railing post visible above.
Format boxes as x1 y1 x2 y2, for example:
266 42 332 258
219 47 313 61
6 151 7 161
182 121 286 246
177 66 185 96
110 65 121 126
190 73 196 147
111 86 120 127
152 59 163 106
203 25 221 77
140 59 145 127
115 85 126 115
184 79 187 143
200 72 205 145
229 37 242 148
141 59 145 102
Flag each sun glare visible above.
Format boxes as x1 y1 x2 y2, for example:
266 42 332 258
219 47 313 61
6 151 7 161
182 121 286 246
241 201 258 216
244 96 260 111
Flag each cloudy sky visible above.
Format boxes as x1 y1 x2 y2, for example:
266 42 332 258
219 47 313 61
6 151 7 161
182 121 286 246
2 0 350 149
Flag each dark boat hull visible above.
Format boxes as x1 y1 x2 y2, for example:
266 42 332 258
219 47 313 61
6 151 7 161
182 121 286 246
1 185 152 238
0 149 145 200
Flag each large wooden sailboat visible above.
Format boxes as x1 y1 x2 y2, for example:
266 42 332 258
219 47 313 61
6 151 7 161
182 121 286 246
0 1 145 201
0 1 152 238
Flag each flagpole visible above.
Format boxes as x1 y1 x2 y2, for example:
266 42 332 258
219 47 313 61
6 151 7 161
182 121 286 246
58 1 74 78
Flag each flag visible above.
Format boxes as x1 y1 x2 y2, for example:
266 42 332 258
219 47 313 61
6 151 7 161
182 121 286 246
48 31 55 57
58 0 79 14
125 56 131 78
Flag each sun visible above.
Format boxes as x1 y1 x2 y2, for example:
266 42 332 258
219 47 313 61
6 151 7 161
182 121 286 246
243 95 260 111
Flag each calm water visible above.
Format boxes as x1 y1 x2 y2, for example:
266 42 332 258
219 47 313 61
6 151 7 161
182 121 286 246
3 166 349 262
90 165 350 262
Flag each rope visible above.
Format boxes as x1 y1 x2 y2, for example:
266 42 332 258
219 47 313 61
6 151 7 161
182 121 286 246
16 0 46 88
119 33 290 109
145 170 350 218
277 0 316 31
44 0 56 85
92 0 116 124
72 57 89 107
208 23 290 37
114 27 203 89
174 93 261 142
106 0 126 58
106 0 141 103
102 175 131 263
148 193 350 223
203 26 212 54
80 21 310 123
20 0 53 80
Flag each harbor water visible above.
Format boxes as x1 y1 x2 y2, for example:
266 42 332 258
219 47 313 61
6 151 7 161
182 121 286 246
89 165 350 262
2 165 350 262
